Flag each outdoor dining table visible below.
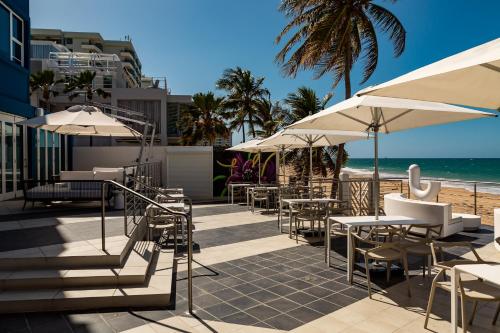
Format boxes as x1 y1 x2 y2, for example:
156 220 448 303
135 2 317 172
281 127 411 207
451 263 500 333
326 215 429 283
228 183 254 205
281 198 343 237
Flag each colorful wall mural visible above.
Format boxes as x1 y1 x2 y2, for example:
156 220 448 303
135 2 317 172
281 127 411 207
213 150 276 198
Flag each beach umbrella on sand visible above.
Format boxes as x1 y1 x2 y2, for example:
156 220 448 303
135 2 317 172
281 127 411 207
287 95 496 218
227 139 276 184
258 128 368 195
18 105 141 137
358 38 500 110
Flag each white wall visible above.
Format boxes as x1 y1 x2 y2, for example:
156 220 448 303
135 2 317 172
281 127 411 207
73 146 213 200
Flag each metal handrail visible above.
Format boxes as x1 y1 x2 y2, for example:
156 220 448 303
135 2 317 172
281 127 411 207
101 180 194 314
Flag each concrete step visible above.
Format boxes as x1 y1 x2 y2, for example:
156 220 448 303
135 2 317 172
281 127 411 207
0 219 146 270
0 274 173 313
0 241 156 290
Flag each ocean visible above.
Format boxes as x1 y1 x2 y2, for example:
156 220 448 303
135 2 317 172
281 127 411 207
346 158 500 194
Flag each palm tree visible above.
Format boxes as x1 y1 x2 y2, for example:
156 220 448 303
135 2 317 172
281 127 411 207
64 70 111 101
282 87 337 181
254 98 286 137
216 67 269 142
178 92 229 146
276 0 406 192
29 70 63 113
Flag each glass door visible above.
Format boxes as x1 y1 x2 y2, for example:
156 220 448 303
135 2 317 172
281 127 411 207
0 115 27 200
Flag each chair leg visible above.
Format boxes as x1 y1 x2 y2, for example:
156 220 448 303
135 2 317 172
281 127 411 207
424 272 442 329
422 256 426 278
402 253 411 297
460 295 467 333
492 302 500 325
174 223 178 254
386 260 392 283
427 255 432 277
364 256 372 298
469 300 478 326
295 218 299 244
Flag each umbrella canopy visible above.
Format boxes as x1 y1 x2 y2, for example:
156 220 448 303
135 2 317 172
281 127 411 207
258 128 367 148
258 129 368 194
358 38 500 110
18 105 141 137
227 139 276 153
288 95 496 217
227 139 276 184
288 95 496 133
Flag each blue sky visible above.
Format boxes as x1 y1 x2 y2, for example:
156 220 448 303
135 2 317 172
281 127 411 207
30 0 500 157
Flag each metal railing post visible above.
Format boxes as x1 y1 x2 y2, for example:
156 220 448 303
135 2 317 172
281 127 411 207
474 183 477 215
101 181 106 251
123 189 128 236
187 211 193 314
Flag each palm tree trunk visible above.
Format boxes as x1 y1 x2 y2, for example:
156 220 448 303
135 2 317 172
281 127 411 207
331 51 352 198
241 122 246 142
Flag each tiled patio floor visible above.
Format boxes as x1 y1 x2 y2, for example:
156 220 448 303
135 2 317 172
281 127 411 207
0 202 499 332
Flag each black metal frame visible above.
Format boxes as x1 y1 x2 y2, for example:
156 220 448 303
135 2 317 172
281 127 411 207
22 179 114 209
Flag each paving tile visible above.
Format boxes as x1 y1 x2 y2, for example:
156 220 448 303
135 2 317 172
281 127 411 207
302 286 333 298
193 293 224 308
197 280 227 293
340 287 369 300
247 289 281 303
226 295 260 311
105 312 145 332
264 313 303 330
265 297 300 312
221 311 260 326
286 291 319 305
0 314 29 333
233 282 261 294
268 273 294 284
203 302 240 319
218 276 246 288
211 287 244 301
246 304 281 321
305 298 342 315
287 278 314 290
286 306 323 323
322 292 358 307
266 284 297 297
319 279 350 292
251 277 279 289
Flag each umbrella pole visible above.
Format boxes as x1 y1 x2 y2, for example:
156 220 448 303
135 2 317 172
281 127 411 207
282 147 286 184
374 127 380 220
309 142 313 199
258 151 261 185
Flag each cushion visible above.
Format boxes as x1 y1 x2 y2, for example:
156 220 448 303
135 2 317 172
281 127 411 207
60 171 94 181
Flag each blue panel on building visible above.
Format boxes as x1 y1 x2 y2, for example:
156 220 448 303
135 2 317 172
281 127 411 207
0 0 34 118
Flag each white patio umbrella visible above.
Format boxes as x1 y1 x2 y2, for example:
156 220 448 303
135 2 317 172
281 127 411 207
227 139 276 184
258 128 368 194
18 105 141 137
288 95 496 218
358 38 500 110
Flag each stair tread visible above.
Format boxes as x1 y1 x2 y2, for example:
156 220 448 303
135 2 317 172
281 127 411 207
0 276 171 301
0 241 155 284
0 235 129 259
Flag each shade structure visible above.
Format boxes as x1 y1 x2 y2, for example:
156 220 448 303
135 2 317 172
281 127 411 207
227 139 276 184
358 38 500 110
288 95 496 217
18 105 141 137
258 129 368 194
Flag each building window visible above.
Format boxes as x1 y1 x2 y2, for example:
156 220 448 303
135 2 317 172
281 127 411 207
64 37 73 45
0 4 9 60
103 75 113 89
0 1 24 66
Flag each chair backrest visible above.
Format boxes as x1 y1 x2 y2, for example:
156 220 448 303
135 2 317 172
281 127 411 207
430 241 483 269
